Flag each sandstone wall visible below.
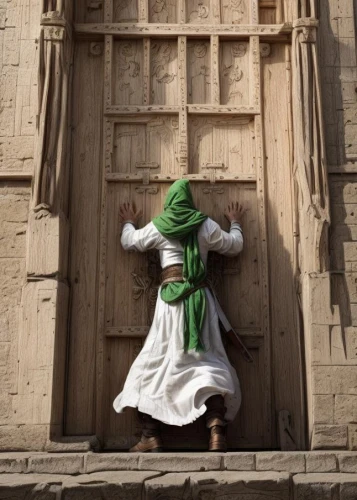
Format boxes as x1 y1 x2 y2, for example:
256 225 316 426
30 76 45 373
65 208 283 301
0 0 40 429
312 0 357 449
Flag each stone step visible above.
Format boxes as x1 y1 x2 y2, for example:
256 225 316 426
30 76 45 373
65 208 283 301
2 451 357 475
0 471 291 499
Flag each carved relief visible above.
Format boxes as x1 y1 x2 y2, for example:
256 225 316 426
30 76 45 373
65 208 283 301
149 0 177 23
151 41 178 105
187 0 210 23
220 41 249 105
114 0 138 22
221 0 247 24
187 41 211 104
114 40 143 105
131 251 160 323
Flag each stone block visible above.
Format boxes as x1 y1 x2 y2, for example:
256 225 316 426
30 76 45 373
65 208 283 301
352 305 357 327
335 395 357 423
145 472 191 500
0 473 66 500
312 325 331 365
306 453 338 473
311 425 348 449
346 273 357 303
28 454 84 475
224 452 255 470
3 28 20 66
139 452 222 472
312 366 357 394
293 473 357 500
62 471 160 500
190 471 290 500
0 425 49 451
85 453 139 473
339 38 357 68
338 453 357 473
256 452 305 473
0 107 15 137
348 425 357 450
26 211 69 278
0 453 29 473
0 136 34 161
310 274 340 325
313 395 334 423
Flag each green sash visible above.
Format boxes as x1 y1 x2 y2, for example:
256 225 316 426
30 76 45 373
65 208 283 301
152 180 207 352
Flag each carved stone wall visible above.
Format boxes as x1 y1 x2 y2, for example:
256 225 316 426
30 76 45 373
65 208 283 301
0 0 41 446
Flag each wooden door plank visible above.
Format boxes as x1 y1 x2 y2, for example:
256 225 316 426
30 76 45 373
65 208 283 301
210 35 220 105
104 35 113 108
65 41 104 435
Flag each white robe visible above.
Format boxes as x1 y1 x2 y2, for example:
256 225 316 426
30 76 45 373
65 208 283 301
113 217 243 426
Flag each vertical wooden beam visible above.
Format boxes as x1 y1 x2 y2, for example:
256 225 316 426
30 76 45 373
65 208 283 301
104 0 113 22
211 35 220 105
212 1 221 24
143 38 151 105
250 36 260 111
255 114 272 448
104 35 113 110
179 0 186 24
250 0 259 24
178 36 188 174
138 0 148 22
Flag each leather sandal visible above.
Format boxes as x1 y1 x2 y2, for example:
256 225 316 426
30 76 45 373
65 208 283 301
208 425 227 452
129 435 163 453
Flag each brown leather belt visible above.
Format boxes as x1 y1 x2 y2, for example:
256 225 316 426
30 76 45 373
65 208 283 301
160 265 208 300
160 264 184 285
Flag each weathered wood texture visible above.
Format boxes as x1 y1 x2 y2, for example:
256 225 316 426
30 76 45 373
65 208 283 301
65 41 104 435
262 43 304 449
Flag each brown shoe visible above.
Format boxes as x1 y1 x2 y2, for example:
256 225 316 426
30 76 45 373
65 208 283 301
129 435 163 453
209 425 227 452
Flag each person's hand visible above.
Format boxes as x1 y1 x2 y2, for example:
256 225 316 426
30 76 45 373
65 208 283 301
224 202 247 225
119 202 143 227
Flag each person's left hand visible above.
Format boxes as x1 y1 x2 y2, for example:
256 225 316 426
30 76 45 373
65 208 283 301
119 202 143 227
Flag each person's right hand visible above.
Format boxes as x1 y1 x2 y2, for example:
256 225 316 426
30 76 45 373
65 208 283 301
119 202 143 227
224 202 247 225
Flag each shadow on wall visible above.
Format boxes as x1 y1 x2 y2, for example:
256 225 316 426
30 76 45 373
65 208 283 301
318 0 357 352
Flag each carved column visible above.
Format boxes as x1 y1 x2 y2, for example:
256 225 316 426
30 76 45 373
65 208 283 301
11 1 76 451
291 0 340 448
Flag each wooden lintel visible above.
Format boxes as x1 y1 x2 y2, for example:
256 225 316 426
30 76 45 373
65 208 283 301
75 23 293 37
105 173 257 183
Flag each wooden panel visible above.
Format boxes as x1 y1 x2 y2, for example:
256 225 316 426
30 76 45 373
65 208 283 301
104 337 143 448
190 182 261 330
221 0 250 24
186 0 211 23
113 39 144 106
220 41 250 106
105 183 169 330
75 0 104 23
111 116 180 175
150 40 179 105
187 40 211 104
149 0 178 23
262 44 304 448
113 0 138 22
66 41 104 435
227 338 265 448
188 116 255 176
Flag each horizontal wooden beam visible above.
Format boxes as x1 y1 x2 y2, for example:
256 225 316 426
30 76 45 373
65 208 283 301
105 173 257 183
0 171 33 181
106 326 263 338
75 23 292 38
105 105 260 116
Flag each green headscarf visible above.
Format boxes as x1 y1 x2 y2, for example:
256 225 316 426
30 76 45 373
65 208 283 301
152 180 207 352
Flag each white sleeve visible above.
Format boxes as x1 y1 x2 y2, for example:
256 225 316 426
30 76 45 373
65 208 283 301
206 219 243 256
121 222 161 252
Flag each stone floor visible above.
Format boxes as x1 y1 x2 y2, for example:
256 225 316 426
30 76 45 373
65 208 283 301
1 451 357 498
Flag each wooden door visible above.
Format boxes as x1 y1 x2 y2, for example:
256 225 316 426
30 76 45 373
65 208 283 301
67 0 305 450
